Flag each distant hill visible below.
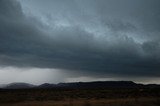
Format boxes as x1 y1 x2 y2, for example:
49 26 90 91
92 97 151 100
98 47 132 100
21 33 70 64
54 81 141 89
1 81 160 89
38 83 57 88
4 83 35 89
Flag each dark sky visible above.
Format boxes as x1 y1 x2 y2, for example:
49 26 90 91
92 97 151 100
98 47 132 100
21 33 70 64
0 0 160 84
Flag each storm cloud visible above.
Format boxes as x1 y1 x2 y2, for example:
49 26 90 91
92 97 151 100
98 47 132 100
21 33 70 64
0 0 160 84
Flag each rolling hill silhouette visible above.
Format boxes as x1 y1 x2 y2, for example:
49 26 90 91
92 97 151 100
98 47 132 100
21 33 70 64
0 81 160 89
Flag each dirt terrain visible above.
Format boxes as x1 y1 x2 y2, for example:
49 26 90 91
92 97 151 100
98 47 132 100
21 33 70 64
0 88 159 106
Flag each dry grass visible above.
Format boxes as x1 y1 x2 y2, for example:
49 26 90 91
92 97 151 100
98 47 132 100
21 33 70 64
0 88 159 106
0 98 160 106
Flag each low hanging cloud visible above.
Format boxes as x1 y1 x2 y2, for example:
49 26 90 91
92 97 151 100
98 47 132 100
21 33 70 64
0 0 160 81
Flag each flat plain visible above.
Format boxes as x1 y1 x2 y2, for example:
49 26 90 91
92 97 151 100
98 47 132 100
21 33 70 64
0 88 159 106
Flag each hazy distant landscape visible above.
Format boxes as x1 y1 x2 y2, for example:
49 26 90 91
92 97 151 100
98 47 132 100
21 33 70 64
0 81 160 106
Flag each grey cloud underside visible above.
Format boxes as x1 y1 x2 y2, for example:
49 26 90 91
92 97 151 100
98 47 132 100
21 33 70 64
0 0 160 77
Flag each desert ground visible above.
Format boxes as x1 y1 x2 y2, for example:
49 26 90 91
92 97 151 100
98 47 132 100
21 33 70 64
0 88 159 106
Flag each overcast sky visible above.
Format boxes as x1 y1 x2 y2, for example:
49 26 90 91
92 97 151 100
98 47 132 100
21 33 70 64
0 0 160 84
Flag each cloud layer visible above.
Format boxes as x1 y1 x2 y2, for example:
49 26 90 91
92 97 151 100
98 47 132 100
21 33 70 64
0 0 160 81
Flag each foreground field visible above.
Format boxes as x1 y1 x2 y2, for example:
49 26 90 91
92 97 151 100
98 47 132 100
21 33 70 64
1 98 160 106
0 88 160 106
